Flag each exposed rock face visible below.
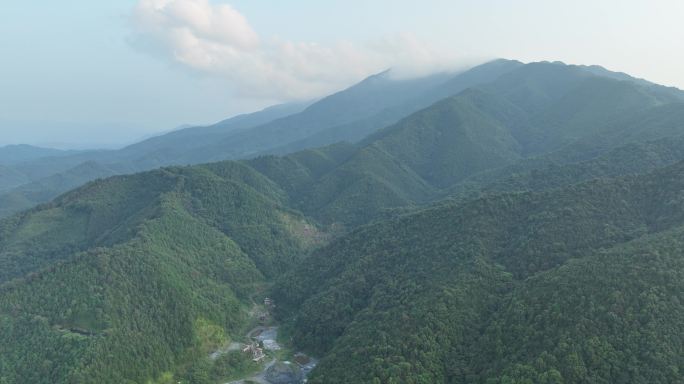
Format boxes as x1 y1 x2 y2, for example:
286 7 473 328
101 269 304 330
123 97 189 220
265 361 303 384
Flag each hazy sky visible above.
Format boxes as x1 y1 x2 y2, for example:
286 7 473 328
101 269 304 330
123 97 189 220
1 0 683 149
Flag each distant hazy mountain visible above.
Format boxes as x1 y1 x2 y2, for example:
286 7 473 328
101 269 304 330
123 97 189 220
112 102 312 167
115 60 523 164
0 103 305 211
0 59 524 217
3 59 684 219
0 144 76 165
0 161 121 218
0 145 82 191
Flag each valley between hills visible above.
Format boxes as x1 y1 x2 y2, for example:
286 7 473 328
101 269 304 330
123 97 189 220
2 60 684 383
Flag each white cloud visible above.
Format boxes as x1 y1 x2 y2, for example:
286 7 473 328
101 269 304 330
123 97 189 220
131 0 468 100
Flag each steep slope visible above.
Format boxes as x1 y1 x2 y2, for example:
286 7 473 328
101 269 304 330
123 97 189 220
476 62 679 155
0 60 522 218
447 134 684 200
522 77 678 153
290 90 522 226
263 59 525 156
3 59 684 384
5 59 677 220
5 135 684 383
548 102 684 163
0 163 322 383
0 203 263 383
580 63 684 101
244 64 684 227
273 161 684 383
364 88 523 187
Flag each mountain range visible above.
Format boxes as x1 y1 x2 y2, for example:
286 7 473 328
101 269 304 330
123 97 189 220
0 59 522 217
1 59 684 383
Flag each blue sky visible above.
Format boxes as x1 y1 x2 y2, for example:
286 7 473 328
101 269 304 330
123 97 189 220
1 0 683 148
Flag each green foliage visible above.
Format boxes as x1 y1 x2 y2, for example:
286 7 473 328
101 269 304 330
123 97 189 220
274 162 684 383
0 59 520 218
242 63 684 228
474 229 684 383
210 351 259 382
449 134 684 202
0 165 311 383
3 60 684 384
0 161 119 219
0 165 29 192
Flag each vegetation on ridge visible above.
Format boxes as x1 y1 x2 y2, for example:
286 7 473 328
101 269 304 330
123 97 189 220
2 61 684 383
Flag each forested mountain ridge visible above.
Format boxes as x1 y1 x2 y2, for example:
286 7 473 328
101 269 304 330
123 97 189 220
0 161 120 219
6 61 674 231
2 60 684 383
244 62 684 226
0 146 84 192
446 133 684 201
273 160 684 383
4 58 674 219
0 162 324 383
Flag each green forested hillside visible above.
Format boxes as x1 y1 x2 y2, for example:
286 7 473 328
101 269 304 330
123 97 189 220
2 60 684 383
0 164 320 383
0 161 121 219
447 134 684 200
243 63 684 227
273 161 684 383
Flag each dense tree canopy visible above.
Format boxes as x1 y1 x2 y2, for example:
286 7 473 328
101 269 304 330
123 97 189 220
2 61 684 383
